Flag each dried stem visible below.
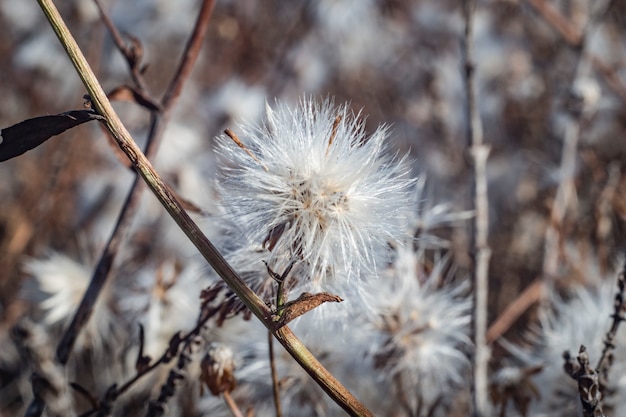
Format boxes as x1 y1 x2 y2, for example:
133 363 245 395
160 0 216 109
542 0 613 279
268 331 283 417
223 391 245 417
563 346 606 417
225 128 269 171
93 0 152 95
596 259 626 393
462 0 491 415
325 114 342 156
13 319 76 417
36 1 373 415
525 0 626 101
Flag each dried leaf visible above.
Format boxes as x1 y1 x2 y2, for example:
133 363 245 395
0 110 103 162
108 85 162 113
274 292 343 328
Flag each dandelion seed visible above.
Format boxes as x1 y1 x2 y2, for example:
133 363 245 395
216 97 414 293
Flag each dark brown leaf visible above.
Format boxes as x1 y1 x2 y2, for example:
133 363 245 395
0 110 103 162
274 292 343 328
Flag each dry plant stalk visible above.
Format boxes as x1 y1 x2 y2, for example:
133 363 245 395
462 0 491 415
35 0 373 416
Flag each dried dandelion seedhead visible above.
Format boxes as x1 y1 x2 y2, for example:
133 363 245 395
217 97 413 288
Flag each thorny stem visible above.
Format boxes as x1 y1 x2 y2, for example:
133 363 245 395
36 1 373 416
462 0 491 416
268 331 283 417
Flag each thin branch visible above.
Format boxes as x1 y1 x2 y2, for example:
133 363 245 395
462 0 491 416
268 331 283 417
56 170 144 364
160 0 215 109
563 346 606 417
596 258 626 393
541 0 613 281
36 1 373 416
13 320 76 417
56 0 216 366
93 0 151 95
525 0 626 101
225 128 269 171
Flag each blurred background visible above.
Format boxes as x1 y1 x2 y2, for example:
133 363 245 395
0 0 625 416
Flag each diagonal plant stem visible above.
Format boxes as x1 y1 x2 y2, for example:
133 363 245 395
462 0 491 416
55 0 215 366
36 1 373 416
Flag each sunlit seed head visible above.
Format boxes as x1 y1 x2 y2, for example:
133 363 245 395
216 97 415 291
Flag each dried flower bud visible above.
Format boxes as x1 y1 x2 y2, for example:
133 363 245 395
200 342 236 396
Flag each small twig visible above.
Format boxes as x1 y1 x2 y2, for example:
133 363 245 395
225 128 269 172
595 163 621 273
56 171 143 364
563 346 606 417
264 260 296 314
12 320 76 417
541 0 613 281
93 0 151 94
160 0 216 109
541 121 579 279
596 258 626 391
486 279 544 344
525 0 626 101
268 331 283 417
325 114 342 156
78 301 222 417
223 391 245 417
462 0 491 415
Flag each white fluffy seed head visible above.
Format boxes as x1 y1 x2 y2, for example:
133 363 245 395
367 254 473 411
216 97 414 289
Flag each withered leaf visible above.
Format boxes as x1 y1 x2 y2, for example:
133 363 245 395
274 292 343 328
0 110 103 162
108 85 162 113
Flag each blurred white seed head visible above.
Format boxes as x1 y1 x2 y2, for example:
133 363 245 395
204 318 367 417
216 97 414 293
201 342 236 396
118 260 207 360
503 276 626 417
367 252 473 413
21 252 114 353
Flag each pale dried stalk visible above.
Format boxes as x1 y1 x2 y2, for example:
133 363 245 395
462 0 491 415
